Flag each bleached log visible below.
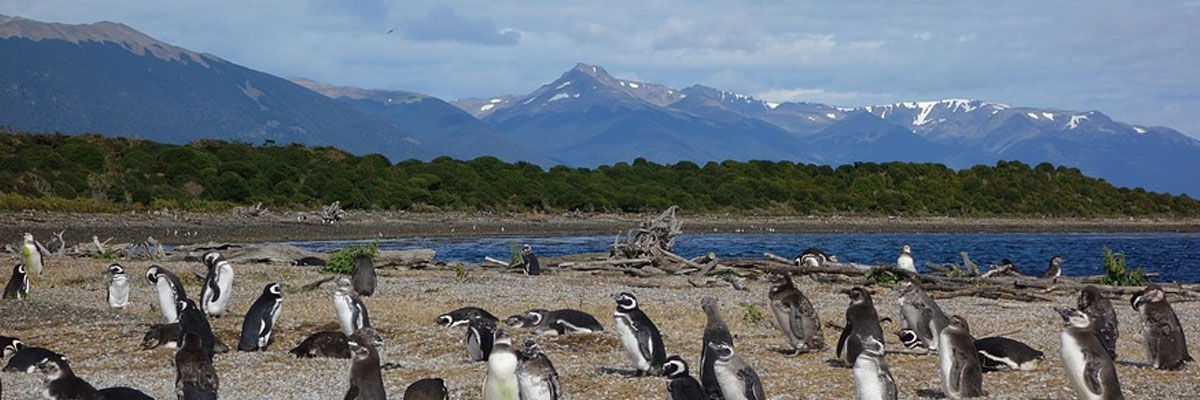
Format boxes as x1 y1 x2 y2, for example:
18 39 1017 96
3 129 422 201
483 256 511 268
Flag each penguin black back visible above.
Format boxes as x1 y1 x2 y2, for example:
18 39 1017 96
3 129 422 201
699 296 732 398
290 331 351 359
437 306 497 328
3 263 28 299
141 323 181 350
38 357 104 400
1078 285 1119 360
352 255 376 296
467 315 498 362
98 386 156 400
346 329 386 400
521 244 541 276
404 378 448 400
175 331 218 400
3 345 65 373
837 287 883 367
1132 284 1193 370
238 282 283 352
177 299 217 360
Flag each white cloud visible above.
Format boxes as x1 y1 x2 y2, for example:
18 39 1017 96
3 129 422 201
756 87 895 107
913 31 932 41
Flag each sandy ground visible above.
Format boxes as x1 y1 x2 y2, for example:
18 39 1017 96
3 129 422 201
1 256 1197 399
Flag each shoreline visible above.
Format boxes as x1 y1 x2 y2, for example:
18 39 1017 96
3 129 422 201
2 211 1198 245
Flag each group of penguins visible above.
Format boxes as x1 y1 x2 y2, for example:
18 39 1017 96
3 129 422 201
0 235 1194 400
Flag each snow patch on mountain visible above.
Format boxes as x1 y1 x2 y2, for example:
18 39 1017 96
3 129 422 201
1066 114 1089 129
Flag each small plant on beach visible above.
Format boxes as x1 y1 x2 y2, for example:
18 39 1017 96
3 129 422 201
454 263 470 281
510 242 522 266
743 303 767 325
870 270 901 285
1101 247 1145 286
323 240 379 275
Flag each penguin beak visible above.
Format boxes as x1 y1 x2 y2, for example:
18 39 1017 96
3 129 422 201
504 316 522 326
1054 307 1075 321
610 293 622 301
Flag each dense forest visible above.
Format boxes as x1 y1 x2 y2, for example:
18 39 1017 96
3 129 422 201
1 132 1198 216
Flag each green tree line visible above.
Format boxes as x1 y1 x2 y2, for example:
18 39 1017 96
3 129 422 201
1 132 1197 216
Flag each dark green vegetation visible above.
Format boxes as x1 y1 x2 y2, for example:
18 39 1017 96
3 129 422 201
1100 247 1146 286
2 132 1199 216
323 240 379 275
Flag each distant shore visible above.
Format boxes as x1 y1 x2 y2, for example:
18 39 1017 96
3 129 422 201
2 211 1198 246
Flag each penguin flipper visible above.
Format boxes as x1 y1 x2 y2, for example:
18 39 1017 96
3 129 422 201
636 327 656 365
344 382 359 400
948 349 964 393
1083 357 1106 395
206 273 221 303
836 322 853 360
738 366 765 400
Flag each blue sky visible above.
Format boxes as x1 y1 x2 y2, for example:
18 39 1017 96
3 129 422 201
4 0 1199 138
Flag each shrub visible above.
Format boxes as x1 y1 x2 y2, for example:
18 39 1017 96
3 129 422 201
323 240 379 275
1101 247 1146 286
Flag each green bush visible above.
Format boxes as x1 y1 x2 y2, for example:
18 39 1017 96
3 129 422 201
322 240 379 275
1100 247 1146 286
743 303 767 325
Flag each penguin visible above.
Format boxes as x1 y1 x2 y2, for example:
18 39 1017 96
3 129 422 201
708 341 765 400
146 265 187 323
346 329 387 400
768 271 825 356
504 309 604 334
999 258 1022 275
1041 256 1063 279
36 357 104 400
437 306 498 328
896 329 922 350
662 355 706 400
404 378 448 400
853 335 897 400
178 298 218 360
238 282 283 352
516 339 560 400
21 232 44 277
467 315 498 362
483 329 520 400
289 331 350 359
333 277 372 336
175 331 219 400
105 263 130 308
2 335 20 358
612 292 667 376
837 287 884 367
896 244 916 274
700 295 733 398
3 263 28 300
3 345 65 373
973 336 1044 372
98 386 156 400
937 315 985 399
794 247 829 268
199 251 235 318
1131 284 1193 370
520 244 541 276
1057 307 1124 400
141 323 181 350
352 255 376 297
895 280 949 351
1078 285 1119 360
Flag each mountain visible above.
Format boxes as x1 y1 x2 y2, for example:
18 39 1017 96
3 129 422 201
0 14 428 162
291 78 555 165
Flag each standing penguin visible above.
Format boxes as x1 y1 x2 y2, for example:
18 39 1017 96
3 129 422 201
483 330 520 400
467 315 498 362
333 277 372 336
612 292 667 376
238 282 283 352
853 336 897 400
520 244 541 276
662 355 705 400
176 332 219 400
708 341 765 400
1057 308 1124 400
837 287 884 367
106 263 130 308
346 329 387 400
1131 284 1193 370
1078 285 1119 360
404 378 448 400
516 339 560 400
3 263 28 300
199 251 235 318
896 245 916 274
937 316 985 399
21 232 44 277
700 295 733 398
178 299 218 360
36 357 104 400
1041 256 1064 279
895 280 948 351
352 256 376 297
768 271 825 355
146 265 187 323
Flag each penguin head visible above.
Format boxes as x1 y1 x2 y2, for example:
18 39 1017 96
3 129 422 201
612 292 638 310
141 328 163 350
706 341 735 361
1049 256 1063 267
700 296 719 314
14 263 25 276
436 314 454 327
350 327 385 351
145 266 161 284
23 232 33 243
347 340 372 361
264 282 283 298
860 335 885 357
662 355 690 378
842 287 872 305
521 244 533 255
1056 307 1092 329
108 263 125 276
335 277 354 292
36 357 66 380
177 299 196 313
2 338 22 357
1131 284 1165 310
901 244 912 255
1078 285 1104 310
767 271 793 285
945 315 971 334
506 310 545 328
492 329 512 347
1001 258 1013 267
895 329 921 350
202 251 222 268
519 339 540 358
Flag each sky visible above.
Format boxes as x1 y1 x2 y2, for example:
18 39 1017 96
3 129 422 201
4 0 1199 138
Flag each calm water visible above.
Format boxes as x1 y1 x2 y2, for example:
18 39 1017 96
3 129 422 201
286 232 1200 283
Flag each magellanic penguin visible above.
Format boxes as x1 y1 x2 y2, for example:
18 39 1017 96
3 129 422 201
2 335 21 358
346 329 387 400
505 309 604 334
520 244 541 276
437 307 498 328
21 232 44 277
483 330 520 400
289 331 350 359
98 386 156 400
612 292 667 376
1078 285 1119 360
700 295 733 398
199 251 235 318
333 277 372 336
238 282 283 352
795 247 829 268
178 299 218 360
1057 308 1124 400
837 287 884 367
895 280 949 352
1041 256 1064 280
4 344 65 373
896 245 916 274
1131 284 1193 370
141 323 181 350
768 271 825 356
709 341 765 400
973 336 1043 372
36 357 104 400
176 331 219 400
352 255 376 296
853 335 897 400
146 265 187 323
516 339 560 400
404 378 448 400
3 263 28 300
937 315 985 399
468 315 499 362
106 263 130 308
662 355 706 400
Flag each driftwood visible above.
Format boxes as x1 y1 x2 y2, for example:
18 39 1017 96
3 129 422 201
609 206 681 260
233 202 270 217
320 201 346 224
